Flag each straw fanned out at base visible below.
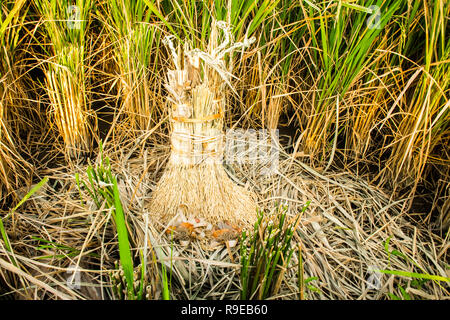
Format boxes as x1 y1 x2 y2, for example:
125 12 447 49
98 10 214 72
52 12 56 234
149 163 257 227
149 21 257 228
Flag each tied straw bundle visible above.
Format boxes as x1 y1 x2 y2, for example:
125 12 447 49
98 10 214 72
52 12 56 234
150 21 257 229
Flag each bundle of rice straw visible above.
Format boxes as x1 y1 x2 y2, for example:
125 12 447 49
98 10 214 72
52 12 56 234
150 21 257 229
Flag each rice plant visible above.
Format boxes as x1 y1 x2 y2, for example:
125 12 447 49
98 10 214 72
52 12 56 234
97 0 162 136
0 0 33 199
240 203 308 300
384 0 449 193
34 0 95 159
75 144 138 298
291 0 401 162
147 0 278 48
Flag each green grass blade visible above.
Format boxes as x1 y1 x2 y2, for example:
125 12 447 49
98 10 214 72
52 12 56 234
0 217 11 252
377 269 450 282
161 259 170 300
0 0 27 36
1 176 48 261
138 250 145 300
143 0 178 38
112 176 135 299
10 176 49 216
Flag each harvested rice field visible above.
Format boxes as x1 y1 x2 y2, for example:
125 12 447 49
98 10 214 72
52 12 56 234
0 0 448 301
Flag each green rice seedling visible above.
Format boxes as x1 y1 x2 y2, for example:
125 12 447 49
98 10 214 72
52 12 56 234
75 144 135 298
111 172 136 299
97 0 162 135
240 203 309 300
0 0 33 200
76 144 170 300
34 0 95 159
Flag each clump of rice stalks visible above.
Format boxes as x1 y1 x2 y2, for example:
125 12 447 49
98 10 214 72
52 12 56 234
149 21 257 228
240 204 307 300
384 1 449 194
296 0 402 163
34 0 95 159
110 260 164 300
98 0 162 136
0 0 33 200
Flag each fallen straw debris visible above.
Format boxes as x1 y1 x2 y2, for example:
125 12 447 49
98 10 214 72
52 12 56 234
1 138 447 300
